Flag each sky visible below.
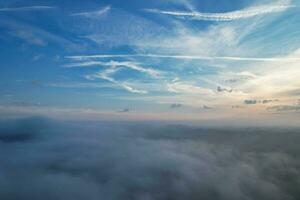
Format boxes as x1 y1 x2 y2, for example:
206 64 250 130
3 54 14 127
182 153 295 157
0 0 300 124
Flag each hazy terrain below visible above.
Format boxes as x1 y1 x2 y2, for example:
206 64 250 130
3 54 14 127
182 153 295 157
0 117 299 200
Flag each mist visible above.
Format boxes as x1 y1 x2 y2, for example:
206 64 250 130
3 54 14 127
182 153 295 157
0 117 299 200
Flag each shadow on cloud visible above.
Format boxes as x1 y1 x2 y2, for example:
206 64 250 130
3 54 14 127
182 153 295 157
0 117 300 200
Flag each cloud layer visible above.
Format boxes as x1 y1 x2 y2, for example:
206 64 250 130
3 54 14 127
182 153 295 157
1 117 300 200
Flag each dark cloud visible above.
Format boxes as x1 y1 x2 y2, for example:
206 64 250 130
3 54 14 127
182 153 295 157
118 108 130 113
0 117 49 143
232 105 244 109
267 105 300 112
1 117 300 200
244 100 257 105
217 86 233 93
242 99 279 105
9 100 42 107
262 99 279 104
225 75 254 84
225 79 239 83
16 79 43 87
30 79 42 86
203 105 213 109
170 103 183 108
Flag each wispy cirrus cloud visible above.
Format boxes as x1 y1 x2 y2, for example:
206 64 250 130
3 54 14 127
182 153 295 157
0 19 83 50
47 82 116 89
70 5 111 18
66 54 300 62
167 81 214 96
86 67 148 94
65 60 162 78
0 6 55 12
144 2 294 21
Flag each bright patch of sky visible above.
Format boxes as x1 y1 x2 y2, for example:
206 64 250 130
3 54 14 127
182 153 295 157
0 0 300 123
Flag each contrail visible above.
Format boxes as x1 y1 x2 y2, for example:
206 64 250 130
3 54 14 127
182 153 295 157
144 3 294 21
0 6 55 12
66 54 300 62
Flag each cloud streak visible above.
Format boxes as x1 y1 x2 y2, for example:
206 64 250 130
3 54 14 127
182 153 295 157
66 54 300 62
267 105 300 112
65 60 162 78
70 6 111 18
144 3 294 21
0 6 55 12
86 68 148 94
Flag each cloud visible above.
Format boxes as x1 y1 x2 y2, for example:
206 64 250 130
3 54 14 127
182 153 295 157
65 60 162 78
232 105 244 109
0 6 55 12
144 2 294 21
262 99 279 104
71 6 111 18
225 79 239 83
118 108 130 113
9 29 47 46
8 100 42 107
47 82 116 89
66 54 300 62
86 68 148 94
203 105 213 109
244 100 257 105
1 20 82 50
68 7 167 48
1 117 300 200
241 99 278 105
167 81 213 95
217 86 233 93
280 88 300 96
0 117 48 143
121 84 148 94
235 49 300 99
267 105 300 112
170 103 183 108
32 54 43 62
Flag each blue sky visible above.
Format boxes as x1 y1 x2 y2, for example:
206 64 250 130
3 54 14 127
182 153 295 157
0 0 300 124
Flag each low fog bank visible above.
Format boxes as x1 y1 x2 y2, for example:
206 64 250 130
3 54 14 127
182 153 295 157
0 117 299 200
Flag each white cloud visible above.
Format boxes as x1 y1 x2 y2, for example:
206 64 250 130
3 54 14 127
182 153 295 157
167 81 214 95
236 48 300 98
71 6 111 18
0 6 55 12
66 54 300 62
47 82 116 89
86 67 148 94
62 0 299 112
1 20 82 50
144 2 294 21
65 60 162 78
32 54 43 61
